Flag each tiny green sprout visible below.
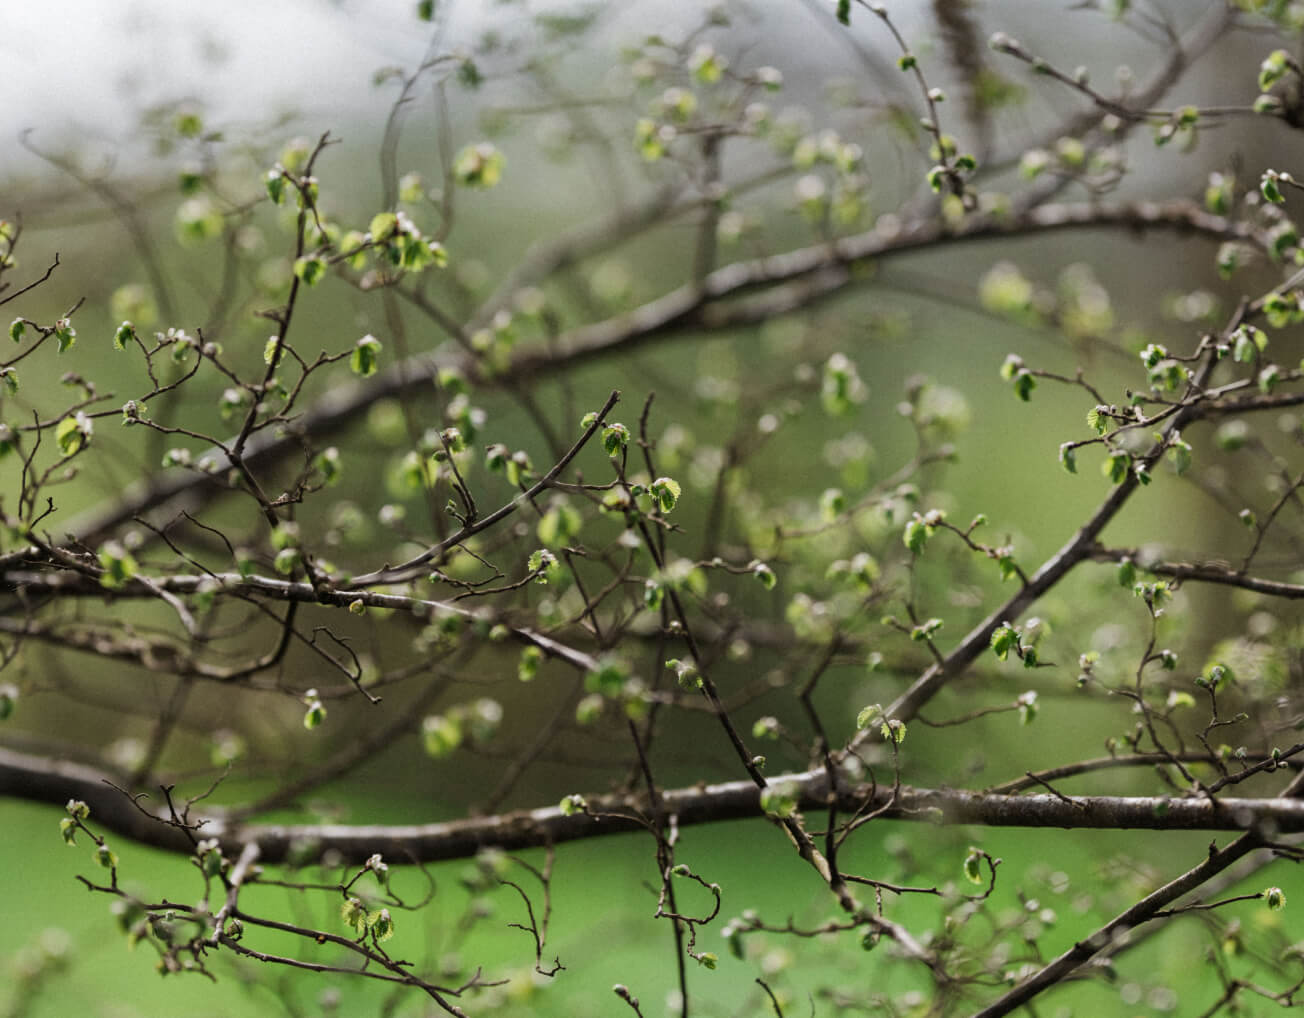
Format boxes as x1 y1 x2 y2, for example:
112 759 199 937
370 908 395 943
421 713 462 757
453 142 505 189
1206 171 1234 214
55 413 92 457
602 423 630 456
1140 343 1168 369
898 53 917 71
586 656 630 697
314 446 342 484
575 693 604 725
9 318 25 343
760 782 800 819
1232 324 1268 362
990 623 1018 661
293 255 327 287
559 793 587 816
911 618 944 642
341 897 368 934
1268 220 1299 260
54 318 76 353
650 476 682 513
1255 93 1284 115
963 847 984 884
66 799 90 820
265 169 286 204
351 334 382 377
1238 508 1257 529
579 411 599 430
1017 691 1038 725
348 599 366 615
1019 149 1050 179
1059 443 1077 474
518 645 543 682
1159 649 1178 670
1117 558 1137 588
1167 690 1196 710
1259 363 1282 393
855 704 883 730
1102 450 1129 484
836 0 850 24
819 487 846 521
113 321 136 350
97 542 140 590
528 548 560 584
94 843 118 870
753 716 780 740
750 560 777 590
1265 886 1287 911
302 690 326 730
1262 170 1286 204
880 718 907 744
369 212 398 242
1168 435 1193 475
0 683 16 721
1259 49 1291 92
59 817 76 845
667 658 701 690
417 0 434 19
697 952 718 970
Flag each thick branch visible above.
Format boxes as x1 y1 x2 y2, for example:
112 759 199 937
5 747 1304 865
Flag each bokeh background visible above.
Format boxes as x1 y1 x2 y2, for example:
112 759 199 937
4 2 1303 1016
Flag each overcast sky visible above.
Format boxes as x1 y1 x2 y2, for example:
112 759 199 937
3 0 447 170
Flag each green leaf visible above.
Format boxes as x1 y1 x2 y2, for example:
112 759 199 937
963 847 984 884
1265 886 1287 911
369 212 398 242
421 714 462 757
1058 443 1077 474
650 476 681 513
602 423 629 456
293 255 327 287
1102 451 1129 484
836 0 850 23
97 542 140 590
518 645 543 683
54 318 76 353
760 783 799 819
990 623 1017 661
1259 49 1290 92
0 684 17 721
55 413 91 456
417 0 435 20
265 170 285 205
453 143 505 189
855 704 882 730
8 318 24 343
351 334 382 377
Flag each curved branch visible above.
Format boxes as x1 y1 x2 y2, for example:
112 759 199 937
61 199 1257 548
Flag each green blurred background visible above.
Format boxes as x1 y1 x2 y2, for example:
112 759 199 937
4 1 1303 1016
